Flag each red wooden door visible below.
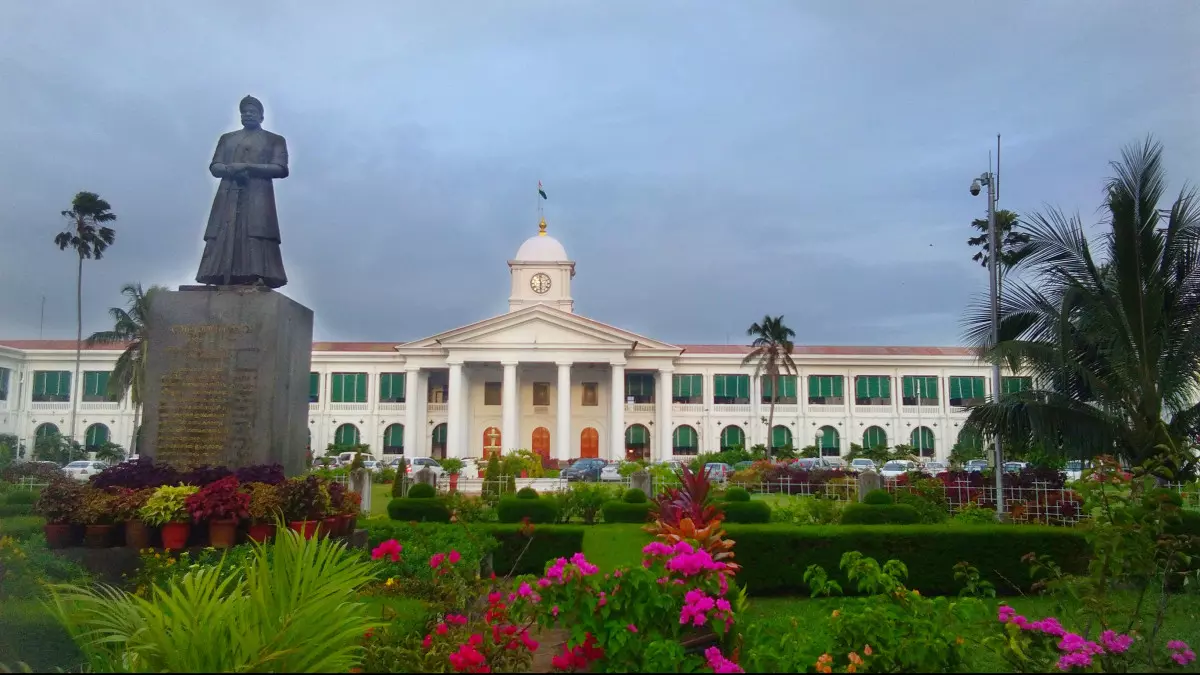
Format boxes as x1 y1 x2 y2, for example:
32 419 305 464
580 427 599 459
532 427 551 465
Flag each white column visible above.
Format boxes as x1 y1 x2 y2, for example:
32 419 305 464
404 367 419 458
610 363 625 461
656 368 672 463
556 362 572 461
447 362 464 458
749 374 762 447
415 370 429 457
501 362 518 456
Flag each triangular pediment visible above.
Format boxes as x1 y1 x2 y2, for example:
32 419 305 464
401 305 678 351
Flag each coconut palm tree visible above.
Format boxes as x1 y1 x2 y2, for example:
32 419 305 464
742 315 798 459
55 192 117 442
87 282 163 457
962 136 1200 469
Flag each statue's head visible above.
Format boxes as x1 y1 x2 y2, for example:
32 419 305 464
239 95 264 129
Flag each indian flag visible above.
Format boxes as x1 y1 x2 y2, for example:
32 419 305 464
538 181 547 200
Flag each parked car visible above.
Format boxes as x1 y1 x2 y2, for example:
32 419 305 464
965 459 990 473
406 457 444 478
63 460 108 481
361 460 381 473
922 461 948 474
599 463 623 482
1063 460 1092 482
880 460 918 478
1003 461 1029 474
704 462 733 482
732 460 755 472
561 458 606 482
849 458 877 473
793 457 836 471
823 457 847 470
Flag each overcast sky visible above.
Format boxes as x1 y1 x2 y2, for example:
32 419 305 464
1 1 1197 347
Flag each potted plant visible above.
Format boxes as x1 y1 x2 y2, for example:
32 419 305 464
442 458 465 492
324 480 346 537
139 484 198 550
34 480 84 549
78 487 119 548
113 488 155 549
185 476 249 549
278 476 330 539
244 482 283 542
341 490 362 535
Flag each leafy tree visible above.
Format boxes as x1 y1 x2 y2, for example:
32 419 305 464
86 282 165 456
33 431 86 465
390 458 407 498
742 315 798 460
963 137 1200 469
966 208 1030 274
54 191 117 442
92 441 125 464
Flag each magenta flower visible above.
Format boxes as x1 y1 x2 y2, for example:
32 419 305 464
627 624 638 633
517 582 533 598
429 552 446 568
448 549 461 564
370 539 403 562
704 646 744 674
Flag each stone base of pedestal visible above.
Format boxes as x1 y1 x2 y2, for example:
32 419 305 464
140 286 313 477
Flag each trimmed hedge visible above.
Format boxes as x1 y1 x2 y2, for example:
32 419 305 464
497 496 559 524
601 500 653 523
516 487 539 500
478 524 586 576
2 491 38 505
841 503 919 525
407 483 436 499
722 500 771 523
0 503 34 517
387 497 451 523
724 524 1090 596
863 489 893 505
724 487 751 503
622 488 647 504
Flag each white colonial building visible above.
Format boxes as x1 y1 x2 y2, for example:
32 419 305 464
0 220 1026 463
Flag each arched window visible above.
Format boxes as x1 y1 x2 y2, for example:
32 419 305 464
770 425 792 450
431 423 447 460
35 423 59 440
911 426 935 457
334 423 360 446
383 424 404 454
818 426 840 456
862 426 888 450
625 424 650 461
720 425 745 451
672 425 698 456
956 426 983 452
85 423 110 450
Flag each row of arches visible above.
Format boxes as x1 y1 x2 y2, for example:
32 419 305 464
33 422 111 449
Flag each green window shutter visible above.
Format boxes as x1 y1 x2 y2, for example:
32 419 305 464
355 374 368 403
674 426 697 448
1003 376 1032 394
433 424 447 444
734 375 748 399
972 377 986 398
781 376 796 398
902 376 913 398
770 425 792 448
832 376 843 397
309 373 319 400
385 424 404 448
626 425 647 445
691 375 702 399
819 426 839 449
880 377 891 398
335 424 359 445
855 377 868 399
721 426 744 448
379 374 391 401
923 377 938 399
713 375 727 398
863 426 887 448
761 377 773 398
33 372 45 397
949 377 962 400
85 424 108 447
331 374 344 402
808 375 821 397
672 375 682 398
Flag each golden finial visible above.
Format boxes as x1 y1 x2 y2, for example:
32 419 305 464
538 217 547 236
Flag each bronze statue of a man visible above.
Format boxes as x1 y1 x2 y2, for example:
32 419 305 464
196 95 289 288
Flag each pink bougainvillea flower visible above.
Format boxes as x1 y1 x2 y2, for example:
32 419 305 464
435 623 449 636
551 605 560 617
517 582 533 598
627 624 638 633
537 578 551 588
430 553 446 569
422 634 432 649
704 646 744 674
370 539 403 562
448 549 461 564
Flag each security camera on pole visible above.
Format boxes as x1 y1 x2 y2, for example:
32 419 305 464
969 135 1006 520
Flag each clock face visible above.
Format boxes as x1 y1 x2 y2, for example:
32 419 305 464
530 272 552 294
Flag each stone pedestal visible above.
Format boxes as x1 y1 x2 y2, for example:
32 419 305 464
857 470 883 502
140 286 313 477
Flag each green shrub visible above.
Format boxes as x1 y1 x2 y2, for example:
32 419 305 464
496 496 558 524
365 521 497 579
725 524 1090 596
951 503 999 526
722 500 772 523
863 489 893 505
482 455 501 503
479 524 585 576
515 487 539 500
0 516 46 540
386 498 451 523
601 500 652 523
407 483 436 499
3 491 38 506
895 491 948 524
841 503 919 525
724 487 751 502
567 483 616 525
0 503 34 517
622 488 647 504
391 459 407 498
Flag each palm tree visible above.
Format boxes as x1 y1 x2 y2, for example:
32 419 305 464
962 136 1200 469
87 283 163 457
55 192 117 442
742 315 798 459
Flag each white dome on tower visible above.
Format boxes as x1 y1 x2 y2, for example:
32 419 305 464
514 218 569 261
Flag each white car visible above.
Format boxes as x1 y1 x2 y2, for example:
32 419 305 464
1064 460 1091 482
1003 461 1029 474
361 460 381 472
63 460 107 481
849 458 877 473
922 461 948 474
880 460 918 478
406 457 444 478
965 459 990 473
600 463 623 482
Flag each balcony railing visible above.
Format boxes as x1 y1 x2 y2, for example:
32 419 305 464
672 403 704 414
624 403 656 414
328 402 369 413
901 405 942 415
762 403 799 415
29 401 70 412
854 404 892 416
806 403 845 414
712 404 751 414
377 402 407 413
79 401 121 412
427 403 448 415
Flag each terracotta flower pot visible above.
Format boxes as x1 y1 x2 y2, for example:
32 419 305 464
44 522 77 549
208 519 239 549
247 522 276 543
125 520 153 550
520 470 528 478
289 520 318 539
449 474 460 492
84 524 116 548
320 516 340 538
161 521 191 550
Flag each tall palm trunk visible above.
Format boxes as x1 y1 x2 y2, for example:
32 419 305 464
767 373 779 459
69 252 83 442
129 403 140 457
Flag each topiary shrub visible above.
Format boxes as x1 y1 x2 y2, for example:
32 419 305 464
841 502 919 525
407 482 436 499
724 487 751 502
601 500 653 523
622 488 647 504
386 497 451 523
515 487 539 500
863 489 894 505
391 459 407 498
722 500 772 523
496 496 558 524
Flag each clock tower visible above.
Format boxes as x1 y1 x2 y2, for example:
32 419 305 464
508 217 575 313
